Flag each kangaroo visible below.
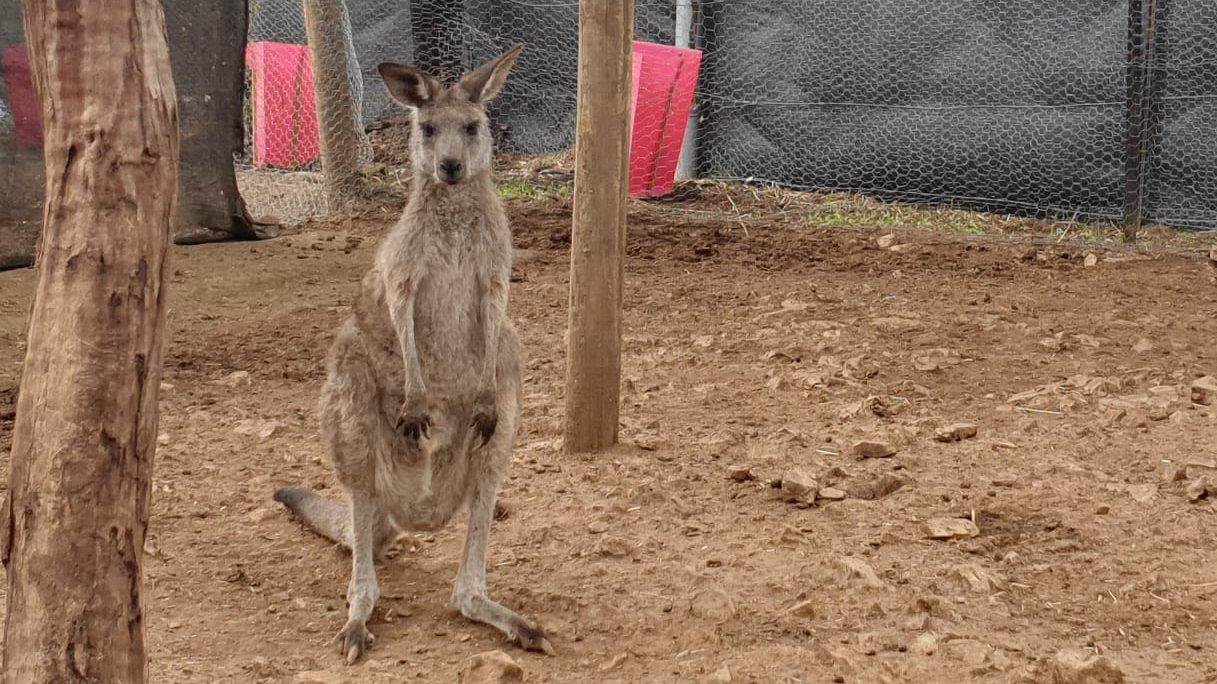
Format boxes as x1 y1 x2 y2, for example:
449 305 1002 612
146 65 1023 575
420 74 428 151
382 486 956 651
272 43 552 664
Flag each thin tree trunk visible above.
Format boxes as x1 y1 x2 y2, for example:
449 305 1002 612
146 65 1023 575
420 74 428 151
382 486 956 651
3 0 179 680
303 0 364 212
563 0 634 453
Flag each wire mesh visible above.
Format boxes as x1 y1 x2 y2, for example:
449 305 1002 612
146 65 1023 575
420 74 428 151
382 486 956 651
1 1 1215 234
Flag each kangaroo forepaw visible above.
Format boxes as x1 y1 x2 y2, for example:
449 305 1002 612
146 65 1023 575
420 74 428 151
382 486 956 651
471 409 498 447
335 620 375 665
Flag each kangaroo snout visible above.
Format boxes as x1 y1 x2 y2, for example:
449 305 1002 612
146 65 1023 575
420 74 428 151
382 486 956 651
439 158 463 184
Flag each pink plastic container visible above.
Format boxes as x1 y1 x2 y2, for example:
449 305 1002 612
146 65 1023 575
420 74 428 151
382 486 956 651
2 46 42 150
245 42 320 168
629 40 702 198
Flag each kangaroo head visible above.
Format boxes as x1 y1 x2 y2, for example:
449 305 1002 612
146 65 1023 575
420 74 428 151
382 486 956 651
377 44 524 186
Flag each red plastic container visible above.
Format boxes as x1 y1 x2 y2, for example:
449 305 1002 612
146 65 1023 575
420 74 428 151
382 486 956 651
244 42 320 168
629 40 702 198
2 46 42 150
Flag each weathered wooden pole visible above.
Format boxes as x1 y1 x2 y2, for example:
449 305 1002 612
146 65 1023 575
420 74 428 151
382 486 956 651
563 0 634 453
303 0 364 211
3 0 179 680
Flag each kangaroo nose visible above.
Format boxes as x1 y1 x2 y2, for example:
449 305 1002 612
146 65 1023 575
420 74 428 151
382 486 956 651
439 159 463 183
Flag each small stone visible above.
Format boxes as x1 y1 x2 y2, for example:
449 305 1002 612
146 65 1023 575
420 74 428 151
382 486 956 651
924 517 979 540
587 520 610 534
157 433 170 446
1186 476 1213 503
703 665 734 684
727 465 755 482
217 370 252 387
766 375 789 391
690 588 737 623
909 633 938 656
1191 376 1217 406
1161 462 1186 483
1048 648 1125 684
846 474 908 501
818 487 847 501
951 564 1003 594
789 600 817 619
835 557 886 589
1083 252 1099 268
934 423 979 443
780 469 819 503
852 440 897 459
1185 460 1217 479
248 507 277 524
599 653 629 672
1094 504 1110 515
234 419 281 440
1131 338 1155 354
1209 245 1217 264
592 536 633 558
458 650 524 684
877 234 897 249
1127 483 1156 504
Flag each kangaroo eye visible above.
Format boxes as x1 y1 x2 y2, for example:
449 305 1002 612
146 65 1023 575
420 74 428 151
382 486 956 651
421 124 435 138
465 122 479 136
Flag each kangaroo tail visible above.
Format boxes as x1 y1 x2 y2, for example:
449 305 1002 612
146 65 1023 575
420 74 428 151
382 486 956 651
273 485 351 548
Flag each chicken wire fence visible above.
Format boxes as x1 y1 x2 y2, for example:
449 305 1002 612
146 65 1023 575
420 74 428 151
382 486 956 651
2 1 1216 234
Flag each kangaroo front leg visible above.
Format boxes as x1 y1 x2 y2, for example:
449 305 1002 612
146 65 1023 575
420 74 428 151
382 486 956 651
337 493 381 664
471 273 506 447
451 478 554 655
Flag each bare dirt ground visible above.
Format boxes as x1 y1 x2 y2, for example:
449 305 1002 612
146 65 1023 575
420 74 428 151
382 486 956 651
2 185 1217 683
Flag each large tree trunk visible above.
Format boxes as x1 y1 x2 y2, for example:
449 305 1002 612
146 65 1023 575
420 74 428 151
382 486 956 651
2 0 178 681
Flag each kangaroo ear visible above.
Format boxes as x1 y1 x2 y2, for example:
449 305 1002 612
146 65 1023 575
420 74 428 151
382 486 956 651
455 43 524 104
378 62 442 108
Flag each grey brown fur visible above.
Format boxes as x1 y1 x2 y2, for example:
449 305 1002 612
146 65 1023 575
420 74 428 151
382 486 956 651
272 43 552 664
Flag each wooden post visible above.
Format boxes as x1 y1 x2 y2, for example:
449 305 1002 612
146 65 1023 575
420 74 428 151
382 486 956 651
3 0 178 681
303 0 364 211
563 0 634 453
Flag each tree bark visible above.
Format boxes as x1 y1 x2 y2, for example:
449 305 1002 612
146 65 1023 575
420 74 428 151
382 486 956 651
3 0 178 681
563 0 633 453
303 0 365 212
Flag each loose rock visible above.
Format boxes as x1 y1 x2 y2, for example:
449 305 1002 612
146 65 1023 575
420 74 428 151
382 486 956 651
909 632 938 656
1083 253 1099 268
1127 483 1156 504
877 233 897 249
234 419 281 441
690 588 737 623
780 469 819 503
1048 648 1125 684
458 650 524 684
703 665 734 684
1186 476 1214 503
934 423 979 443
818 487 847 501
593 536 634 558
835 557 886 589
924 517 980 540
1191 376 1217 406
726 465 755 482
587 520 610 534
789 600 817 619
952 563 1004 594
846 474 908 501
853 440 897 459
